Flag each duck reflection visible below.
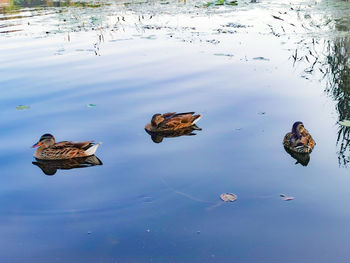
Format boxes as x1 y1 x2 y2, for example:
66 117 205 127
145 112 202 143
284 146 310 166
145 124 202 143
32 155 103 175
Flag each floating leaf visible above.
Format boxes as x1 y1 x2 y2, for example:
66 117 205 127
87 104 96 107
280 194 294 201
339 120 350 127
220 193 237 202
16 105 30 110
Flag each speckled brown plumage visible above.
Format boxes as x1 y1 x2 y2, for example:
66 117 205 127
32 134 101 160
283 122 315 153
145 124 202 143
145 112 202 132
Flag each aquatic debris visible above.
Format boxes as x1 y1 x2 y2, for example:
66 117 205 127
280 194 294 201
253 57 270 61
220 193 237 202
217 29 237 34
224 22 247 28
0 29 23 34
206 39 220 44
339 120 350 127
87 104 96 107
202 0 238 7
143 25 162 30
272 15 284 21
214 53 234 57
141 35 157 40
16 105 30 110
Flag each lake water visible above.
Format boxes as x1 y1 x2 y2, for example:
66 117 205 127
1 0 350 262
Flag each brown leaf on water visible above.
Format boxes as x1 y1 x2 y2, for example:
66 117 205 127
220 193 237 202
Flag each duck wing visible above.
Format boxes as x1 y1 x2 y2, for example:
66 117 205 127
158 117 183 130
41 141 95 159
283 133 293 148
159 114 201 130
162 112 196 120
55 141 93 150
41 146 85 159
173 112 195 116
304 130 316 152
162 112 177 119
283 131 315 153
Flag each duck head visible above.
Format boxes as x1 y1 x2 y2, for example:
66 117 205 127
32 134 55 148
291 121 305 138
151 114 165 127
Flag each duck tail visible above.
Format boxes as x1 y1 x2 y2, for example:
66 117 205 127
192 114 202 124
84 142 102 156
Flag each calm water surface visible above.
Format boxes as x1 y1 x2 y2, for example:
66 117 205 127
1 0 350 262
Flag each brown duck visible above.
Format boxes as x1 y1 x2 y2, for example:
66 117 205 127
283 121 315 153
145 124 202 143
32 134 101 160
145 112 202 132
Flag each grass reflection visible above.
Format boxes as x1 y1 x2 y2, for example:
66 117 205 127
0 0 107 13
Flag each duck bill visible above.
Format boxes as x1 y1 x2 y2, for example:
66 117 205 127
32 141 43 148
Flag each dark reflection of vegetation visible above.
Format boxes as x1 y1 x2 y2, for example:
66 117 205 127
145 125 202 143
292 35 350 166
0 0 107 13
32 155 103 176
324 36 350 166
284 146 310 166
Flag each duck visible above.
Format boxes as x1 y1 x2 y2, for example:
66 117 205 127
283 121 315 153
145 112 202 132
145 124 202 143
32 134 101 160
